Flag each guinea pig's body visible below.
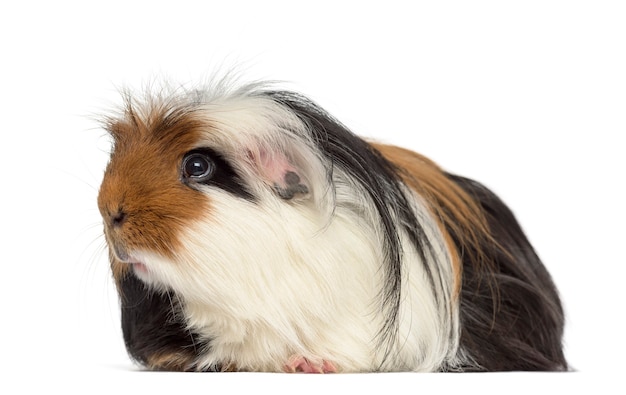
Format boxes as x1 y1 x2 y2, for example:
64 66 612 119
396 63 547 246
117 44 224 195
97 82 567 372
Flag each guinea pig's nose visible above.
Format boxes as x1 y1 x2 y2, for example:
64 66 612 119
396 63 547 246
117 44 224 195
110 209 127 228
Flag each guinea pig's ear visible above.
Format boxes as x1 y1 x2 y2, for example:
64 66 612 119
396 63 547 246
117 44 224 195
245 145 312 201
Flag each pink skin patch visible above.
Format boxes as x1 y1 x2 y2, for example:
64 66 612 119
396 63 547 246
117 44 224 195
258 149 295 187
283 356 337 373
248 148 308 199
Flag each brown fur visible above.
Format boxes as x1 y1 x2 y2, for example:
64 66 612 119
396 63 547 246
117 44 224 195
98 102 209 280
371 143 493 300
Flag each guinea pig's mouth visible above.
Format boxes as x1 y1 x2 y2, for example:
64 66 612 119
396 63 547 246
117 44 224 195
110 245 160 284
116 250 151 277
111 244 149 275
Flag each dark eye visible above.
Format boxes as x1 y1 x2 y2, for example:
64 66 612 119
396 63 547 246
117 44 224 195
182 151 215 182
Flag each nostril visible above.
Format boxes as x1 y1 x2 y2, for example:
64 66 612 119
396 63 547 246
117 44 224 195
111 210 127 228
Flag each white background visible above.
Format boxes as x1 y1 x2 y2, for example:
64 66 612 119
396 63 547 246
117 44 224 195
1 1 624 393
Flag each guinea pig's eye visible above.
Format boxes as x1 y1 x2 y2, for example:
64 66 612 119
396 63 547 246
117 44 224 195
182 151 215 183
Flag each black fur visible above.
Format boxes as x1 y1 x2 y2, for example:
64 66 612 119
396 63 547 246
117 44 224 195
118 272 211 370
447 175 567 371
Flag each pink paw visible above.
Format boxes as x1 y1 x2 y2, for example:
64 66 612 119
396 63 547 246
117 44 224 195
283 356 337 373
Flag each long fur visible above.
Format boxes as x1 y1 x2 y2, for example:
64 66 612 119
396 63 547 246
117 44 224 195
97 81 567 372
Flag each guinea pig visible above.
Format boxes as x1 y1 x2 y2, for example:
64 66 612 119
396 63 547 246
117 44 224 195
97 80 567 372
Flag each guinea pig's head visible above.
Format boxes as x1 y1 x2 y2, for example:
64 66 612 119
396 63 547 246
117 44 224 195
97 86 329 295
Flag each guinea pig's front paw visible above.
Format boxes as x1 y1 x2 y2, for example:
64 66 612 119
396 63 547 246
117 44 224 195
283 356 337 373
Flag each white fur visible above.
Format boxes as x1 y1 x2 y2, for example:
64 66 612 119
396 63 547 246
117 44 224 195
126 92 462 371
